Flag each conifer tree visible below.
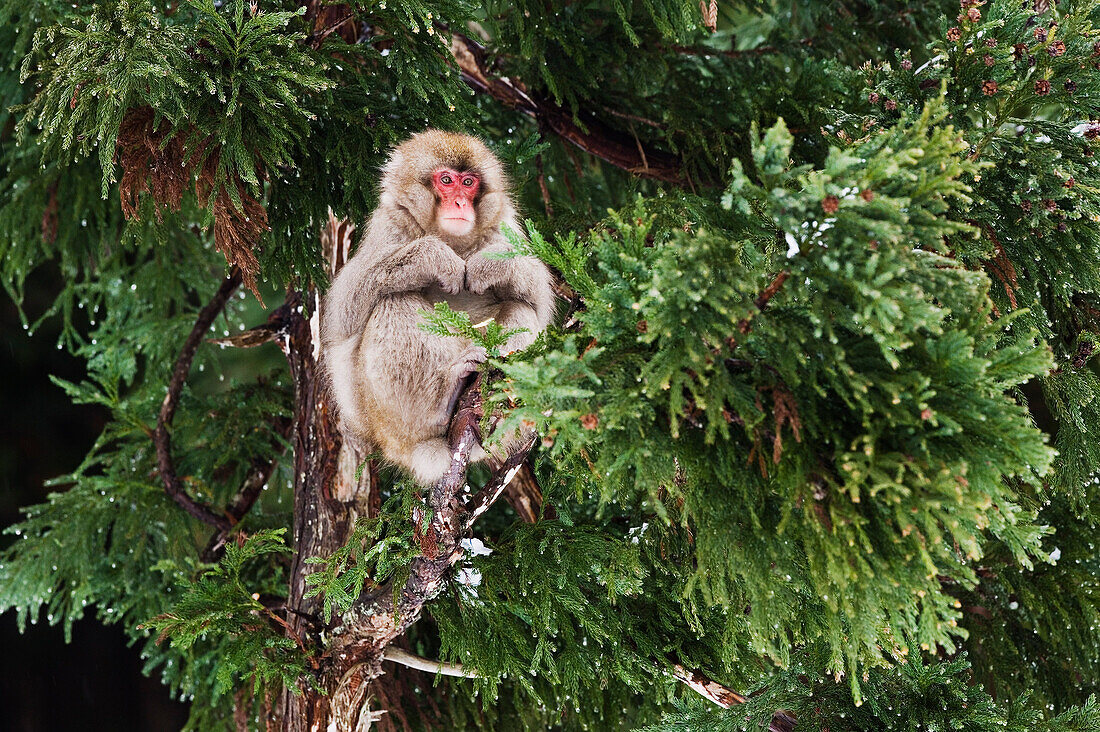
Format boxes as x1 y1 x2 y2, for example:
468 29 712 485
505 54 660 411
4 0 1100 729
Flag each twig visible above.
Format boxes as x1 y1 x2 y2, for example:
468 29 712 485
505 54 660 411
672 664 746 705
672 665 796 732
666 38 813 59
154 268 242 530
735 270 789 335
304 2 359 48
382 647 478 678
262 605 318 669
600 105 665 129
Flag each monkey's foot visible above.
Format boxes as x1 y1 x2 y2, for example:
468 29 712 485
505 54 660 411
439 346 488 427
449 345 488 380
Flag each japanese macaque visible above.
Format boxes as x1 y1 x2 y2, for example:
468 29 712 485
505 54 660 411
321 130 555 484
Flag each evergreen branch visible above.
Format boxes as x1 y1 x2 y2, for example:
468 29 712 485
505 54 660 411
381 646 477 678
449 32 687 185
154 267 243 530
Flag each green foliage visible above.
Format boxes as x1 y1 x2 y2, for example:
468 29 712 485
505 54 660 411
146 529 310 699
500 102 1057 699
16 0 330 197
3 0 1100 728
431 517 756 731
419 301 529 359
641 652 1100 732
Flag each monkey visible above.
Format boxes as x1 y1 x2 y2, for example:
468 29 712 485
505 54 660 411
321 130 555 485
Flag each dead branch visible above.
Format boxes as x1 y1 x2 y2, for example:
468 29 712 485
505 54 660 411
449 32 686 185
382 647 477 679
503 462 553 523
462 432 537 530
672 665 797 732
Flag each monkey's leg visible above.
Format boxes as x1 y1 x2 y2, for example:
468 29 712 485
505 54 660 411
351 296 466 482
403 345 487 483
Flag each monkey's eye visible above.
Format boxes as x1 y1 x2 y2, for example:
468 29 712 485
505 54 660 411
462 177 475 187
439 174 453 185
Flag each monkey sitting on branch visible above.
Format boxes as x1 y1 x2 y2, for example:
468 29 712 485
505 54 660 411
321 130 555 485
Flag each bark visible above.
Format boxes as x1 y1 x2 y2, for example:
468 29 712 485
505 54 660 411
276 216 377 731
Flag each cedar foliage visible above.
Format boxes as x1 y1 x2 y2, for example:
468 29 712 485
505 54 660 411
3 0 1100 729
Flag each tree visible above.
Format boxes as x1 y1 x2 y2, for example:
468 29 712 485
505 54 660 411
3 0 1100 729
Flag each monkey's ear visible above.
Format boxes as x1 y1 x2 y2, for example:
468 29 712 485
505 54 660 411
401 182 437 232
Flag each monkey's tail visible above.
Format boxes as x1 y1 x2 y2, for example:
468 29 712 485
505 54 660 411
408 438 455 485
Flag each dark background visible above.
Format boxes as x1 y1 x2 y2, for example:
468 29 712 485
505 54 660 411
1 268 190 731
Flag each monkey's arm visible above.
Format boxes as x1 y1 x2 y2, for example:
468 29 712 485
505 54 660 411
323 231 466 345
464 235 555 329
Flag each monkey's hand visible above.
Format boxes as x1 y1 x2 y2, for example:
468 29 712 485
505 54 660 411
450 345 488 379
464 249 519 297
421 236 466 295
502 329 537 356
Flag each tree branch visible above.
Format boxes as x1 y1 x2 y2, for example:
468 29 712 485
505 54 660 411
462 432 537 531
382 647 477 678
154 268 242 530
324 374 541 696
672 665 796 732
503 462 554 523
449 32 687 185
664 38 814 59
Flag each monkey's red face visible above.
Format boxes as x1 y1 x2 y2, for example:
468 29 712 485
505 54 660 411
432 169 480 237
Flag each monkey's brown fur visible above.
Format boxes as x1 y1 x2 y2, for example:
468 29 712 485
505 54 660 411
321 130 555 484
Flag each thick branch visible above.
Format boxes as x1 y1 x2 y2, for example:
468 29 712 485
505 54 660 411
450 33 686 185
154 268 242 530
